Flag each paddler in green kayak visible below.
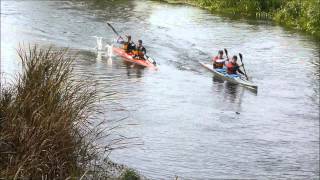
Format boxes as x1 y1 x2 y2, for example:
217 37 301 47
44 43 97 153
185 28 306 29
225 55 245 76
212 50 226 69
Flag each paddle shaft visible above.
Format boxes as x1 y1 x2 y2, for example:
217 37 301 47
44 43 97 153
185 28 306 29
145 55 157 65
239 53 249 80
107 23 123 39
224 48 229 59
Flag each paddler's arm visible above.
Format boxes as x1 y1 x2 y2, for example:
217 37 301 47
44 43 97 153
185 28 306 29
224 59 230 65
142 47 147 54
237 67 245 76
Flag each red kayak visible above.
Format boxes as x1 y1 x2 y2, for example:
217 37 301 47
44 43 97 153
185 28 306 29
112 47 158 70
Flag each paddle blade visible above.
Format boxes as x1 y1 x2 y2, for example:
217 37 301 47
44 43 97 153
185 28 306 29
224 48 228 56
239 53 243 60
106 22 121 37
107 22 114 30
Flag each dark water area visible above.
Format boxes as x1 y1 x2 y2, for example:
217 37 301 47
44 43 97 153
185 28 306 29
1 0 319 179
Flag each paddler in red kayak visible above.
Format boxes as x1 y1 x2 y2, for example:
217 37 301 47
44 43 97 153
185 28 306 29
117 35 136 53
212 50 226 69
225 55 245 75
134 40 147 60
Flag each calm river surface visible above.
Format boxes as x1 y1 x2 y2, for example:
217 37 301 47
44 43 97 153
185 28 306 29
1 0 319 179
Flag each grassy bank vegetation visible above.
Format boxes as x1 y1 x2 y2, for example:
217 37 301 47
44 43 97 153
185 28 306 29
0 45 141 179
162 0 320 38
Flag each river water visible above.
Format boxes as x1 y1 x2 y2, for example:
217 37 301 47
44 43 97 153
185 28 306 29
1 0 319 179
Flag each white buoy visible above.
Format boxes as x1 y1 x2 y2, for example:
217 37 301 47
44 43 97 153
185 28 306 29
107 44 113 57
96 51 102 61
96 36 103 51
106 44 113 65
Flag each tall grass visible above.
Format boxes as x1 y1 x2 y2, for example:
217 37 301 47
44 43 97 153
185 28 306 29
0 45 131 179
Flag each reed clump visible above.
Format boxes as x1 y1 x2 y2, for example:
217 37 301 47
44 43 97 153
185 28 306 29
0 45 104 179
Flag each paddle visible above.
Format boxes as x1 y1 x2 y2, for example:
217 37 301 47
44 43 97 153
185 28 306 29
145 55 157 66
239 53 249 80
107 22 123 40
107 22 134 47
224 48 229 59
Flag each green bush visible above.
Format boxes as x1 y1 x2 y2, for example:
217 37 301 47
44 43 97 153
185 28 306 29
121 169 141 180
169 0 320 38
274 0 320 37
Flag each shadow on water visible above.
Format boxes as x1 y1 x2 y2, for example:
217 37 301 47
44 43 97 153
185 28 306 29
123 61 144 78
224 82 241 104
81 0 135 14
212 75 224 83
225 81 238 94
210 75 258 109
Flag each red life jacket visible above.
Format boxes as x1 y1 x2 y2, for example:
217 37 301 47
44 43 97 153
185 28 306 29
212 56 224 68
226 61 239 74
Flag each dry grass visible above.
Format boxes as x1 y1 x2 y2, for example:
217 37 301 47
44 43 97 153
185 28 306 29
0 45 126 179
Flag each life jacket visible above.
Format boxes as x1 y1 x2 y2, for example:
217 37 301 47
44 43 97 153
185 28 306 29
132 49 139 56
226 61 239 74
212 56 224 68
137 46 145 59
124 42 135 53
123 42 129 51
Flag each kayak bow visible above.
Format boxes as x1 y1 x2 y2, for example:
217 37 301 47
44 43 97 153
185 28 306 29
112 47 158 70
199 62 257 89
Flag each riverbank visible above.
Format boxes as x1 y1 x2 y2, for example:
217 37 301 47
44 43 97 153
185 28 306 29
0 45 143 179
159 0 320 39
